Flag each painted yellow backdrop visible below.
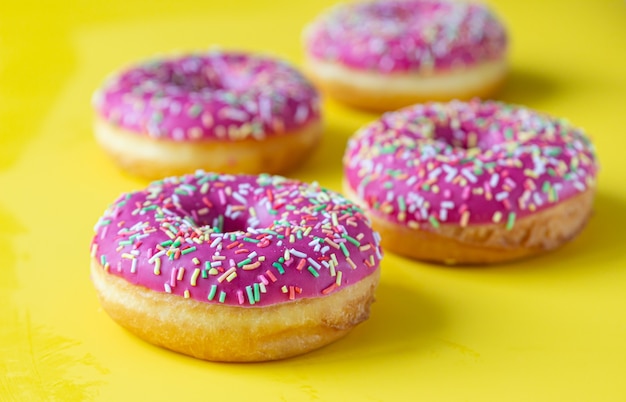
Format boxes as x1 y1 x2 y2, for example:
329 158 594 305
1 0 625 400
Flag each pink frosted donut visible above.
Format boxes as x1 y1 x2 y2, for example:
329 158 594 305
343 100 598 264
303 0 508 111
90 171 382 361
93 50 322 179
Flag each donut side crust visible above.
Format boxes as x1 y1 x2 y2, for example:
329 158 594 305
91 259 380 361
304 57 507 112
343 182 595 264
94 117 322 180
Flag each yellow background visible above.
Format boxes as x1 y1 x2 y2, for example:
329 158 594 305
1 0 625 400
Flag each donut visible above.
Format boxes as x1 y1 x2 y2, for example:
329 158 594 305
92 50 322 179
90 171 382 361
343 100 598 264
302 0 508 111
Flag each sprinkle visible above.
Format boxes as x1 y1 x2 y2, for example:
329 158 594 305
289 248 307 258
242 261 261 270
245 286 255 305
339 242 350 257
153 257 161 275
307 266 320 277
218 291 227 303
271 262 285 275
322 283 337 295
177 267 185 281
190 268 200 286
506 212 516 230
335 270 343 286
208 285 217 300
266 269 278 282
181 246 196 255
217 267 236 283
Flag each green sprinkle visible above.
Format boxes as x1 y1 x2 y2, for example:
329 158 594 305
242 237 260 243
429 216 440 229
272 262 285 274
172 239 182 248
100 255 107 266
151 111 164 123
118 240 132 246
506 212 516 230
339 242 350 257
218 291 226 303
201 269 208 279
307 266 320 277
342 233 361 247
246 286 255 305
208 285 217 300
188 104 202 117
398 196 406 211
141 204 158 212
237 258 252 267
181 246 197 255
542 181 551 193
99 219 111 226
253 283 260 302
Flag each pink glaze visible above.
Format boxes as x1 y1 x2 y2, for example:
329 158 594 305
343 100 598 229
304 0 507 73
92 51 320 141
91 172 382 307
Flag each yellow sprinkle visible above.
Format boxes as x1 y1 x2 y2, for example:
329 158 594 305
153 257 161 275
346 257 357 270
184 289 190 298
331 213 339 227
192 257 200 265
177 267 185 281
226 271 237 282
492 211 503 223
191 268 201 286
335 271 343 286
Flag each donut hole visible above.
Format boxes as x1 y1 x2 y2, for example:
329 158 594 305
160 55 269 94
169 195 277 236
432 122 497 152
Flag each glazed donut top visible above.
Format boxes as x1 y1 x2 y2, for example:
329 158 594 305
92 50 320 141
304 0 507 73
344 100 598 229
91 172 382 307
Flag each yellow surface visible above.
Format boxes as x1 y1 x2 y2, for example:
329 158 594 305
1 0 625 400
